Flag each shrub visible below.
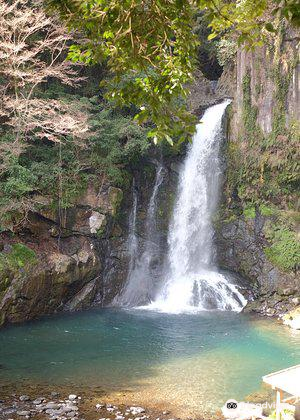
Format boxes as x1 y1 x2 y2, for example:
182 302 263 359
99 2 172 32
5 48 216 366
265 227 300 271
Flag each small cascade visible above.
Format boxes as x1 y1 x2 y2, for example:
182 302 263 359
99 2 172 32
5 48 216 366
148 100 247 313
126 178 138 280
116 161 165 306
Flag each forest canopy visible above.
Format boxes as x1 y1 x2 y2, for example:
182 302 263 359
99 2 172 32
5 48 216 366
47 0 300 144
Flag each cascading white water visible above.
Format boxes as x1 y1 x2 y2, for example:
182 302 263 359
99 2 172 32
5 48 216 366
126 179 138 279
148 100 247 313
116 161 164 306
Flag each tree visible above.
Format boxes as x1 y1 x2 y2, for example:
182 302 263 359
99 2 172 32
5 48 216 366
0 0 89 223
47 0 299 144
0 0 89 146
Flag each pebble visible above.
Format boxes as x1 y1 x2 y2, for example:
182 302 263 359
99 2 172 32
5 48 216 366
17 410 31 416
96 404 104 409
19 396 30 402
68 395 77 401
46 408 58 415
130 407 145 415
33 398 44 405
44 403 61 410
61 405 79 413
116 416 125 420
162 412 169 415
51 392 60 397
107 407 115 412
67 411 78 418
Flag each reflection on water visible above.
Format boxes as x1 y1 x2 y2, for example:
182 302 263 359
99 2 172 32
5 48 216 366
0 309 299 416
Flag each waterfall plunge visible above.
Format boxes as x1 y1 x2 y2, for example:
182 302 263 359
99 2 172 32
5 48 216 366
147 100 247 313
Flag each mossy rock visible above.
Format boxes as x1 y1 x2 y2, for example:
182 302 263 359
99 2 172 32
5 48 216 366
0 243 37 277
108 187 123 217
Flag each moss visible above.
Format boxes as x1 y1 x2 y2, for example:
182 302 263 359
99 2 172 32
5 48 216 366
243 206 255 219
227 63 299 207
242 71 259 139
96 225 106 238
158 190 176 220
265 227 300 271
0 243 36 270
271 67 290 138
223 24 299 274
108 187 123 217
254 82 261 99
0 243 37 294
259 204 277 217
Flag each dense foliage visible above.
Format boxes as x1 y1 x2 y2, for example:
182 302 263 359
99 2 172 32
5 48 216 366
0 0 149 230
47 0 300 143
0 92 148 229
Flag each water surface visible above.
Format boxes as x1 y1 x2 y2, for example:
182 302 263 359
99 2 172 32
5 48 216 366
0 309 299 416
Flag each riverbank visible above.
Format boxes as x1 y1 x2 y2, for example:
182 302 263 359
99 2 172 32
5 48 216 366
0 382 277 420
0 384 214 420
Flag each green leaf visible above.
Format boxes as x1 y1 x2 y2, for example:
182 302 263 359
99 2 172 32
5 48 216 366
207 32 218 40
265 23 275 32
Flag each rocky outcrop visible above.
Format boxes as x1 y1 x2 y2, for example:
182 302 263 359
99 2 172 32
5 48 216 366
0 239 100 326
0 147 182 326
215 213 300 316
227 21 299 140
0 177 125 326
215 23 300 317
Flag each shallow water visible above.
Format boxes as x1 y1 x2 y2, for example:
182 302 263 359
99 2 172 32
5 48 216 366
0 309 299 415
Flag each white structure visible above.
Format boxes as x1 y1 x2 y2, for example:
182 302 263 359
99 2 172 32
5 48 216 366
263 365 300 420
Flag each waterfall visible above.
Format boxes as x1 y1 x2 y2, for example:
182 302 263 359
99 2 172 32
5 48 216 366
115 161 164 306
126 178 138 280
147 100 247 313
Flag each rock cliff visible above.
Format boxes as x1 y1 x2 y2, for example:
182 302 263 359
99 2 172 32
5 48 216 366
215 22 300 316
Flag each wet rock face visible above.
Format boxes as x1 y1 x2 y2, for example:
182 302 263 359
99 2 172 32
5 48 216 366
215 215 299 316
0 148 182 326
0 178 124 327
93 151 182 307
0 237 101 326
